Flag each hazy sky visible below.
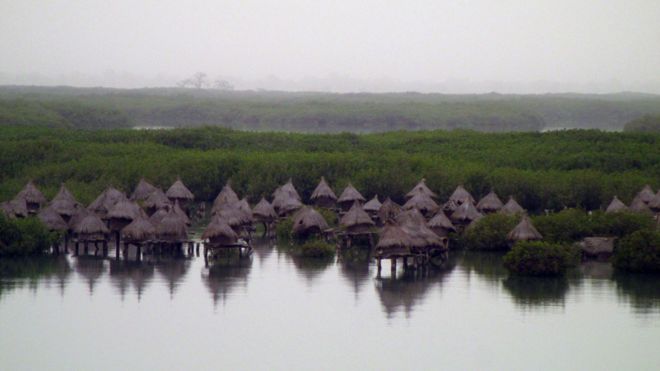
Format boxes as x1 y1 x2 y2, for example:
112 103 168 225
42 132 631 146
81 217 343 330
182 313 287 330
1 0 659 93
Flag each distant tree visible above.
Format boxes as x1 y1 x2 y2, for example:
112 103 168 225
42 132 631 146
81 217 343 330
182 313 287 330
177 72 209 89
212 79 234 91
623 115 660 133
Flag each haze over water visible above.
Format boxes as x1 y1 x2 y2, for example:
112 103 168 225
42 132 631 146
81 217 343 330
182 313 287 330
1 239 659 371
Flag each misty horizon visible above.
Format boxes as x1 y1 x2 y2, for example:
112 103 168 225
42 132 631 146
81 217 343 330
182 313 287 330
1 0 659 94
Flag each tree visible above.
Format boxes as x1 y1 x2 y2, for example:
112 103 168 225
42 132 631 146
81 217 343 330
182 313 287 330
213 79 234 91
177 72 209 89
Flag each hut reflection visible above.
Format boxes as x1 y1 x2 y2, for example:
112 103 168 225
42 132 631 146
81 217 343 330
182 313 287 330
74 257 106 296
0 256 73 299
338 250 372 300
374 269 448 319
202 258 252 308
457 251 507 291
502 275 570 310
289 255 334 284
613 273 660 316
109 260 155 301
251 237 275 265
155 259 191 299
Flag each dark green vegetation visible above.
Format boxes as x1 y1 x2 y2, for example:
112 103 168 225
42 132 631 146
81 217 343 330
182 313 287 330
612 230 660 273
503 241 579 276
1 86 660 131
458 214 519 251
294 239 336 259
624 115 660 133
0 215 58 256
1 125 658 212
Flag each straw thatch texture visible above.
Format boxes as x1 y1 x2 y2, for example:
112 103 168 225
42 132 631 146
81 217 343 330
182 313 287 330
337 183 366 206
500 196 525 215
450 202 483 224
396 209 445 250
292 207 329 236
88 187 127 216
448 185 475 205
427 210 456 236
649 192 660 211
38 207 68 231
476 191 504 213
50 185 81 218
166 179 194 201
173 201 191 225
579 237 614 258
52 184 77 204
149 206 170 226
252 197 277 221
273 179 301 201
378 197 402 223
311 177 337 207
1 198 28 218
213 183 240 211
635 185 655 204
202 217 238 245
16 180 47 206
375 223 412 258
143 188 171 212
405 179 437 199
121 214 156 242
605 196 629 213
273 193 303 216
68 206 91 230
155 209 188 242
74 213 110 239
507 215 542 242
629 196 652 214
402 193 439 216
108 200 142 221
131 178 157 201
214 201 252 228
363 195 382 213
340 202 375 232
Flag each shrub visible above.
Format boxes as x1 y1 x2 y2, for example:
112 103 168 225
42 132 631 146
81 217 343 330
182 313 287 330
590 211 655 238
0 215 58 256
503 241 579 276
612 229 660 273
459 214 520 250
532 209 593 243
276 217 294 241
295 239 336 259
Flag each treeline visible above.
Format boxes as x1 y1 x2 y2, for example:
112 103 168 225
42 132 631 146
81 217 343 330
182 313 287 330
624 115 660 133
1 86 660 132
0 125 657 213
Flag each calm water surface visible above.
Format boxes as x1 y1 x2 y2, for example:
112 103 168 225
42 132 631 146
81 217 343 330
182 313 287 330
1 238 659 371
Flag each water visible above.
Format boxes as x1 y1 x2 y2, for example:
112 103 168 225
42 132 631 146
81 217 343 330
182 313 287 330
1 242 659 371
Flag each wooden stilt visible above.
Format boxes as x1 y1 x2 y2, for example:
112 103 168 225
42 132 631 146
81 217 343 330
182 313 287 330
203 244 208 267
137 244 142 262
74 241 79 256
84 241 89 255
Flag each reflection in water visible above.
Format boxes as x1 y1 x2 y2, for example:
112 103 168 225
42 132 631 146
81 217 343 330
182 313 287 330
108 260 155 301
338 250 371 300
252 237 275 264
458 251 507 285
74 257 106 296
155 259 191 299
613 273 660 315
202 257 252 307
289 255 334 284
503 275 570 309
0 256 73 299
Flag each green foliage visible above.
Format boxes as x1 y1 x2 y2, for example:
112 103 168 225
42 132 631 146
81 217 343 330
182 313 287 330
276 217 294 241
458 214 520 250
612 229 660 273
317 208 338 227
503 241 579 276
624 115 660 133
294 239 336 259
0 215 58 256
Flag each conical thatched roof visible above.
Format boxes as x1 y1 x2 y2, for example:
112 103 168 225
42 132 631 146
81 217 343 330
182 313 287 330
629 196 652 214
121 214 155 242
448 185 475 205
476 191 503 213
273 193 303 216
378 197 402 223
149 206 171 226
16 180 47 205
396 208 427 225
173 201 191 225
292 207 329 235
405 178 437 199
635 185 655 204
214 201 252 228
88 187 127 215
397 209 445 249
427 210 456 232
500 196 525 215
252 197 277 220
74 213 110 235
337 183 366 204
311 177 337 202
131 178 157 201
50 185 81 217
143 188 171 210
507 215 542 242
37 207 68 231
1 198 28 218
202 217 238 244
273 179 301 201
402 193 439 215
156 208 188 241
213 183 240 210
363 195 382 213
340 202 375 229
649 192 660 211
450 201 483 223
68 205 90 230
605 196 629 213
166 179 194 200
376 222 412 256
52 184 77 203
107 200 142 221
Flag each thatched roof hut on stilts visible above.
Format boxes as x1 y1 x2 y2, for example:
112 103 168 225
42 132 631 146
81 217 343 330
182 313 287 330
252 197 277 238
291 207 329 240
49 184 82 223
213 182 240 212
448 185 475 206
87 186 127 219
201 217 251 265
450 201 483 230
154 208 189 257
378 197 402 224
405 178 437 200
403 193 439 218
310 177 337 209
131 178 158 202
37 206 68 253
73 213 110 256
16 180 47 214
107 200 142 258
1 198 28 219
337 183 366 211
427 210 456 238
121 213 155 261
166 178 194 214
363 195 382 221
339 201 376 248
143 188 171 216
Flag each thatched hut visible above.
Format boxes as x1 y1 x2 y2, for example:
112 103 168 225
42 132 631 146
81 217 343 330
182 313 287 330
375 222 412 259
273 179 301 201
253 197 277 222
121 214 155 245
68 205 91 231
500 196 525 215
448 185 475 205
477 191 504 214
88 186 128 218
155 208 188 243
131 178 157 201
450 201 483 227
378 197 402 224
16 180 47 214
202 217 238 245
629 196 652 214
340 202 375 234
143 188 171 216
649 192 660 212
272 193 303 217
148 205 171 226
49 184 81 222
0 198 28 218
507 215 543 243
213 183 240 212
173 200 191 226
427 210 456 237
337 183 366 211
578 237 615 260
635 185 655 204
214 201 252 232
166 178 194 212
406 178 437 199
292 207 329 238
363 195 382 221
74 213 110 255
605 196 629 213
402 193 439 217
107 200 142 231
38 207 69 232
310 177 337 208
